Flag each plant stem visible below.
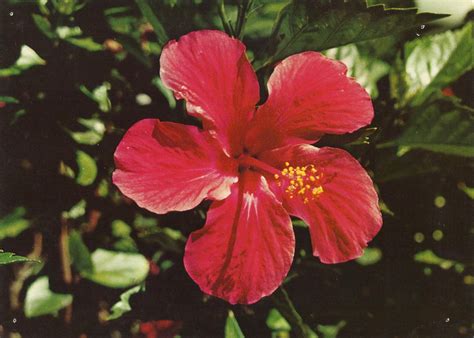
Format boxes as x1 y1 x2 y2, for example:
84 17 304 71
272 287 317 338
235 0 252 39
218 0 235 36
60 218 73 324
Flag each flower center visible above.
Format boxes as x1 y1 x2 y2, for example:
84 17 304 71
274 162 324 204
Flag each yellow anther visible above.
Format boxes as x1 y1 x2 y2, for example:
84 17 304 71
274 174 279 179
279 161 324 203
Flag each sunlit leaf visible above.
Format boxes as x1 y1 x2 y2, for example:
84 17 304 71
75 150 97 186
356 247 382 266
0 45 46 77
69 230 93 274
62 199 86 220
317 321 347 338
457 182 474 200
56 26 82 39
68 118 105 145
415 0 474 28
414 249 465 272
67 37 104 52
266 308 291 332
112 220 132 238
82 249 149 288
325 44 389 98
79 83 111 112
24 276 73 318
257 0 446 67
225 310 245 338
107 284 145 320
391 22 473 107
0 207 30 240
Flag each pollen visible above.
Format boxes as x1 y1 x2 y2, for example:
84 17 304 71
274 162 324 203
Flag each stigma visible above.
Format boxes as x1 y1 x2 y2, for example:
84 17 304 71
274 162 324 204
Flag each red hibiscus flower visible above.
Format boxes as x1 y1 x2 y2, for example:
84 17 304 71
113 30 382 304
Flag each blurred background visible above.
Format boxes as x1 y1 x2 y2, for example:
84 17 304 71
0 0 472 337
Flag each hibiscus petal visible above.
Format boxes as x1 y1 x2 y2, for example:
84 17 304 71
261 145 382 264
245 52 374 154
160 30 259 156
113 119 238 214
184 171 294 304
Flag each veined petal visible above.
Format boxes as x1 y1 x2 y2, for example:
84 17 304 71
160 30 259 156
184 171 294 304
261 145 382 264
113 119 238 214
245 52 373 154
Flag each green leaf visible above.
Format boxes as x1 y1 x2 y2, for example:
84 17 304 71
66 37 104 52
75 150 97 186
135 0 169 45
137 225 185 254
152 77 176 109
107 284 145 320
266 308 291 332
112 220 132 238
51 0 80 15
32 14 56 39
458 182 474 200
24 276 73 318
83 249 149 288
259 0 446 67
0 96 19 104
112 220 138 253
56 26 82 39
414 249 465 272
0 45 46 77
380 100 474 157
356 247 382 266
69 230 93 274
225 310 245 338
391 22 473 107
0 251 36 265
317 320 347 338
79 82 111 112
0 207 30 240
68 118 105 145
115 34 152 69
62 199 86 220
244 2 288 39
325 44 389 98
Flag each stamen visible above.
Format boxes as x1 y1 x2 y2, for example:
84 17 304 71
274 162 324 204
